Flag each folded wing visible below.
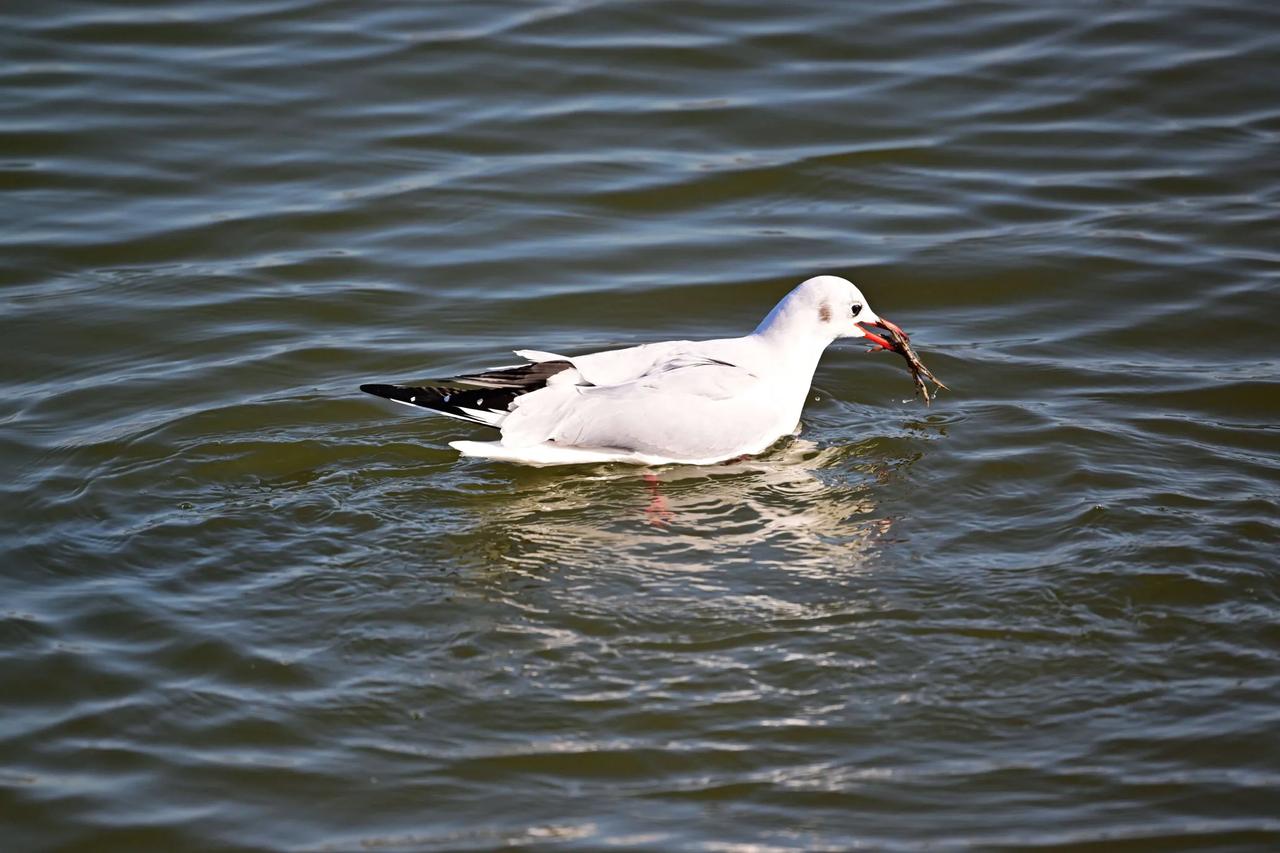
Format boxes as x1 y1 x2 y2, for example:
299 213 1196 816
500 355 775 460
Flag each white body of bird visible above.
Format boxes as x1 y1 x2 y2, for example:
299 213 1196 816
362 275 900 466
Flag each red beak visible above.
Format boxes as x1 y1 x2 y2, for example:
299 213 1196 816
857 316 907 352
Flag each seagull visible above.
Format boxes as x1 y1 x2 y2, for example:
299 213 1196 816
360 275 912 466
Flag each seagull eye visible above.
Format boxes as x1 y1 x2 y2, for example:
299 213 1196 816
851 303 863 316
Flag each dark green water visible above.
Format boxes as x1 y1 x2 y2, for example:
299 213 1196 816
3 1 1279 850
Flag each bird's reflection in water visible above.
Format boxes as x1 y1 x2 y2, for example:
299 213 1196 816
464 439 897 584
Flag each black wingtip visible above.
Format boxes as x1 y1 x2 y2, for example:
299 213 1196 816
361 383 400 400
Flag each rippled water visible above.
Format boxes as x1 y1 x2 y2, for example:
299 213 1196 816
3 1 1279 849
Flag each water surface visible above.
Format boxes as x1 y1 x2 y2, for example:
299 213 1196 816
2 1 1279 850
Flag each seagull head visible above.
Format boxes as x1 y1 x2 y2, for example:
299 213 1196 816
757 275 907 350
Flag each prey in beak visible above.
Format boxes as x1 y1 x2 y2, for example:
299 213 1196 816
856 315 908 352
857 316 949 405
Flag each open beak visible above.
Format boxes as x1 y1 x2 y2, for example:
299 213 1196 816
856 315 908 352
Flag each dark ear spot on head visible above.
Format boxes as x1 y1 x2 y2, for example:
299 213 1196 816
819 302 832 323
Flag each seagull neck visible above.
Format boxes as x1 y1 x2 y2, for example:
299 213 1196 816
750 324 833 377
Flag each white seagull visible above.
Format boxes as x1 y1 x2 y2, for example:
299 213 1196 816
361 275 913 466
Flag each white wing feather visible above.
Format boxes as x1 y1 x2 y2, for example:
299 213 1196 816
498 355 785 461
